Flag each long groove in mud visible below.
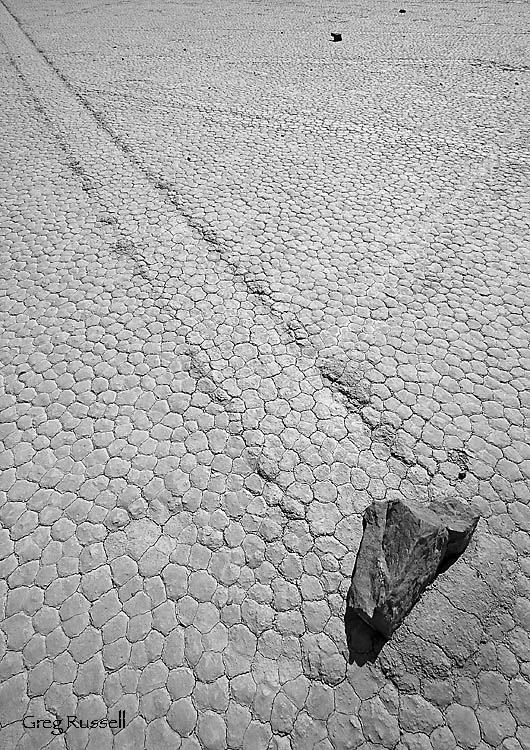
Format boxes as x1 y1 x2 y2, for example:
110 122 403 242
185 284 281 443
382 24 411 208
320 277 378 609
0 0 428 476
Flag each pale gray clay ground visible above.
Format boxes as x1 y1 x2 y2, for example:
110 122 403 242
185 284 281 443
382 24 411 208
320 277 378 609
0 0 529 748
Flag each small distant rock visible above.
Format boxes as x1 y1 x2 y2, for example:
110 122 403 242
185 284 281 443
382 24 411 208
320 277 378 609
399 9 407 13
331 33 342 42
347 496 479 639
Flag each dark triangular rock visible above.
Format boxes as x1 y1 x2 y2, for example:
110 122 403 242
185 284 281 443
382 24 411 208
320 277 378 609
347 497 479 639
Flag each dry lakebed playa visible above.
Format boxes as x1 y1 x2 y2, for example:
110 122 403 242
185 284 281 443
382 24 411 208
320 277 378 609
0 1 529 749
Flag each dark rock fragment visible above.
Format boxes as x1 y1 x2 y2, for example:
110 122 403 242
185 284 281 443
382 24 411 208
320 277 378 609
331 33 342 42
347 497 479 639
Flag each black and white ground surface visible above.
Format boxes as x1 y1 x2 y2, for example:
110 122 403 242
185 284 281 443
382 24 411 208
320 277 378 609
0 1 529 748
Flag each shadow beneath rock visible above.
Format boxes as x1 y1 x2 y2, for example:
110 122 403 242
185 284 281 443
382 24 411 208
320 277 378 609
436 552 461 576
345 606 388 666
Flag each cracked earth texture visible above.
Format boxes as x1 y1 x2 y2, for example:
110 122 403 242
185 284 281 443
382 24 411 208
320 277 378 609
0 0 529 748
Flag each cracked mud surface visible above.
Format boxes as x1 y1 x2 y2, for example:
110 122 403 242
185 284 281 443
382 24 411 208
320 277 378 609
0 1 529 748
